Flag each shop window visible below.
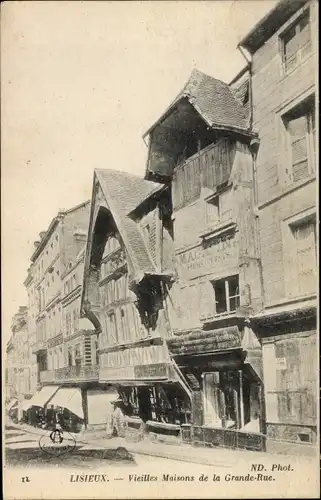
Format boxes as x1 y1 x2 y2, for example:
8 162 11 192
281 9 312 73
282 95 315 183
203 370 261 431
118 387 140 417
212 275 239 315
148 385 191 425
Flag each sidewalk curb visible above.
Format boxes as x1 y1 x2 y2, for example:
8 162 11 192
6 422 317 468
6 423 231 466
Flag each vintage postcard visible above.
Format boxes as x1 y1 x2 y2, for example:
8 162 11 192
2 0 319 499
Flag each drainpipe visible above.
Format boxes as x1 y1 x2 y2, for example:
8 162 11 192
238 44 264 308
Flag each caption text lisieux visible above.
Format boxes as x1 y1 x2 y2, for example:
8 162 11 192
68 464 294 483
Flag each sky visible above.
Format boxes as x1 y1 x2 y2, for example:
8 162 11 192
1 0 277 343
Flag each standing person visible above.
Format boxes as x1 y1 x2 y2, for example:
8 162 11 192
111 399 126 438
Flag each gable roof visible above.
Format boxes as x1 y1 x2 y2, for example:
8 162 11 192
94 169 163 280
143 68 251 139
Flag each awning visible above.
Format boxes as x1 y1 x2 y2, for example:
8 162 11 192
24 385 60 410
20 399 33 412
7 399 18 411
48 387 83 419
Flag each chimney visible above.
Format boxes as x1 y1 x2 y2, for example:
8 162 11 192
39 231 46 240
34 241 40 248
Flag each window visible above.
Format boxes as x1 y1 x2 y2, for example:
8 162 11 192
120 308 129 342
203 370 261 431
95 340 99 365
108 312 118 343
283 96 315 182
281 9 312 72
66 312 72 335
68 347 73 366
212 275 239 315
74 343 81 368
291 217 316 295
73 310 78 332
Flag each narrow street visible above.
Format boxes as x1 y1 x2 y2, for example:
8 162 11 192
5 425 215 471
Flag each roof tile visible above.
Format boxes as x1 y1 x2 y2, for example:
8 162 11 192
94 169 163 279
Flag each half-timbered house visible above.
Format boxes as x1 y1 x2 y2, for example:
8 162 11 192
81 169 192 441
142 68 266 451
81 67 268 450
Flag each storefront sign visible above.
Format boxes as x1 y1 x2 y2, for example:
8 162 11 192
100 344 173 382
99 366 135 382
134 363 176 380
176 233 238 279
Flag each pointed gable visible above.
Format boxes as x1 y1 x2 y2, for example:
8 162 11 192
81 168 164 316
144 69 253 181
144 69 251 140
94 169 163 279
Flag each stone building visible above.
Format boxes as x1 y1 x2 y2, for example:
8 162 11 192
22 202 92 413
6 307 30 416
239 0 317 455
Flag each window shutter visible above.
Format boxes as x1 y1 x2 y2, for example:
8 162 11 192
288 115 309 182
295 221 316 294
299 12 312 57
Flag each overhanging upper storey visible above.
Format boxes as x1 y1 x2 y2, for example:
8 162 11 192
143 69 253 182
80 168 168 326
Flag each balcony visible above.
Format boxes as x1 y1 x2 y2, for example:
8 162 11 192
54 364 99 383
32 340 47 354
39 370 54 384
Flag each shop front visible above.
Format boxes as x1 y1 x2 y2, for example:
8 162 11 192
256 310 317 456
99 342 192 443
168 324 266 452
